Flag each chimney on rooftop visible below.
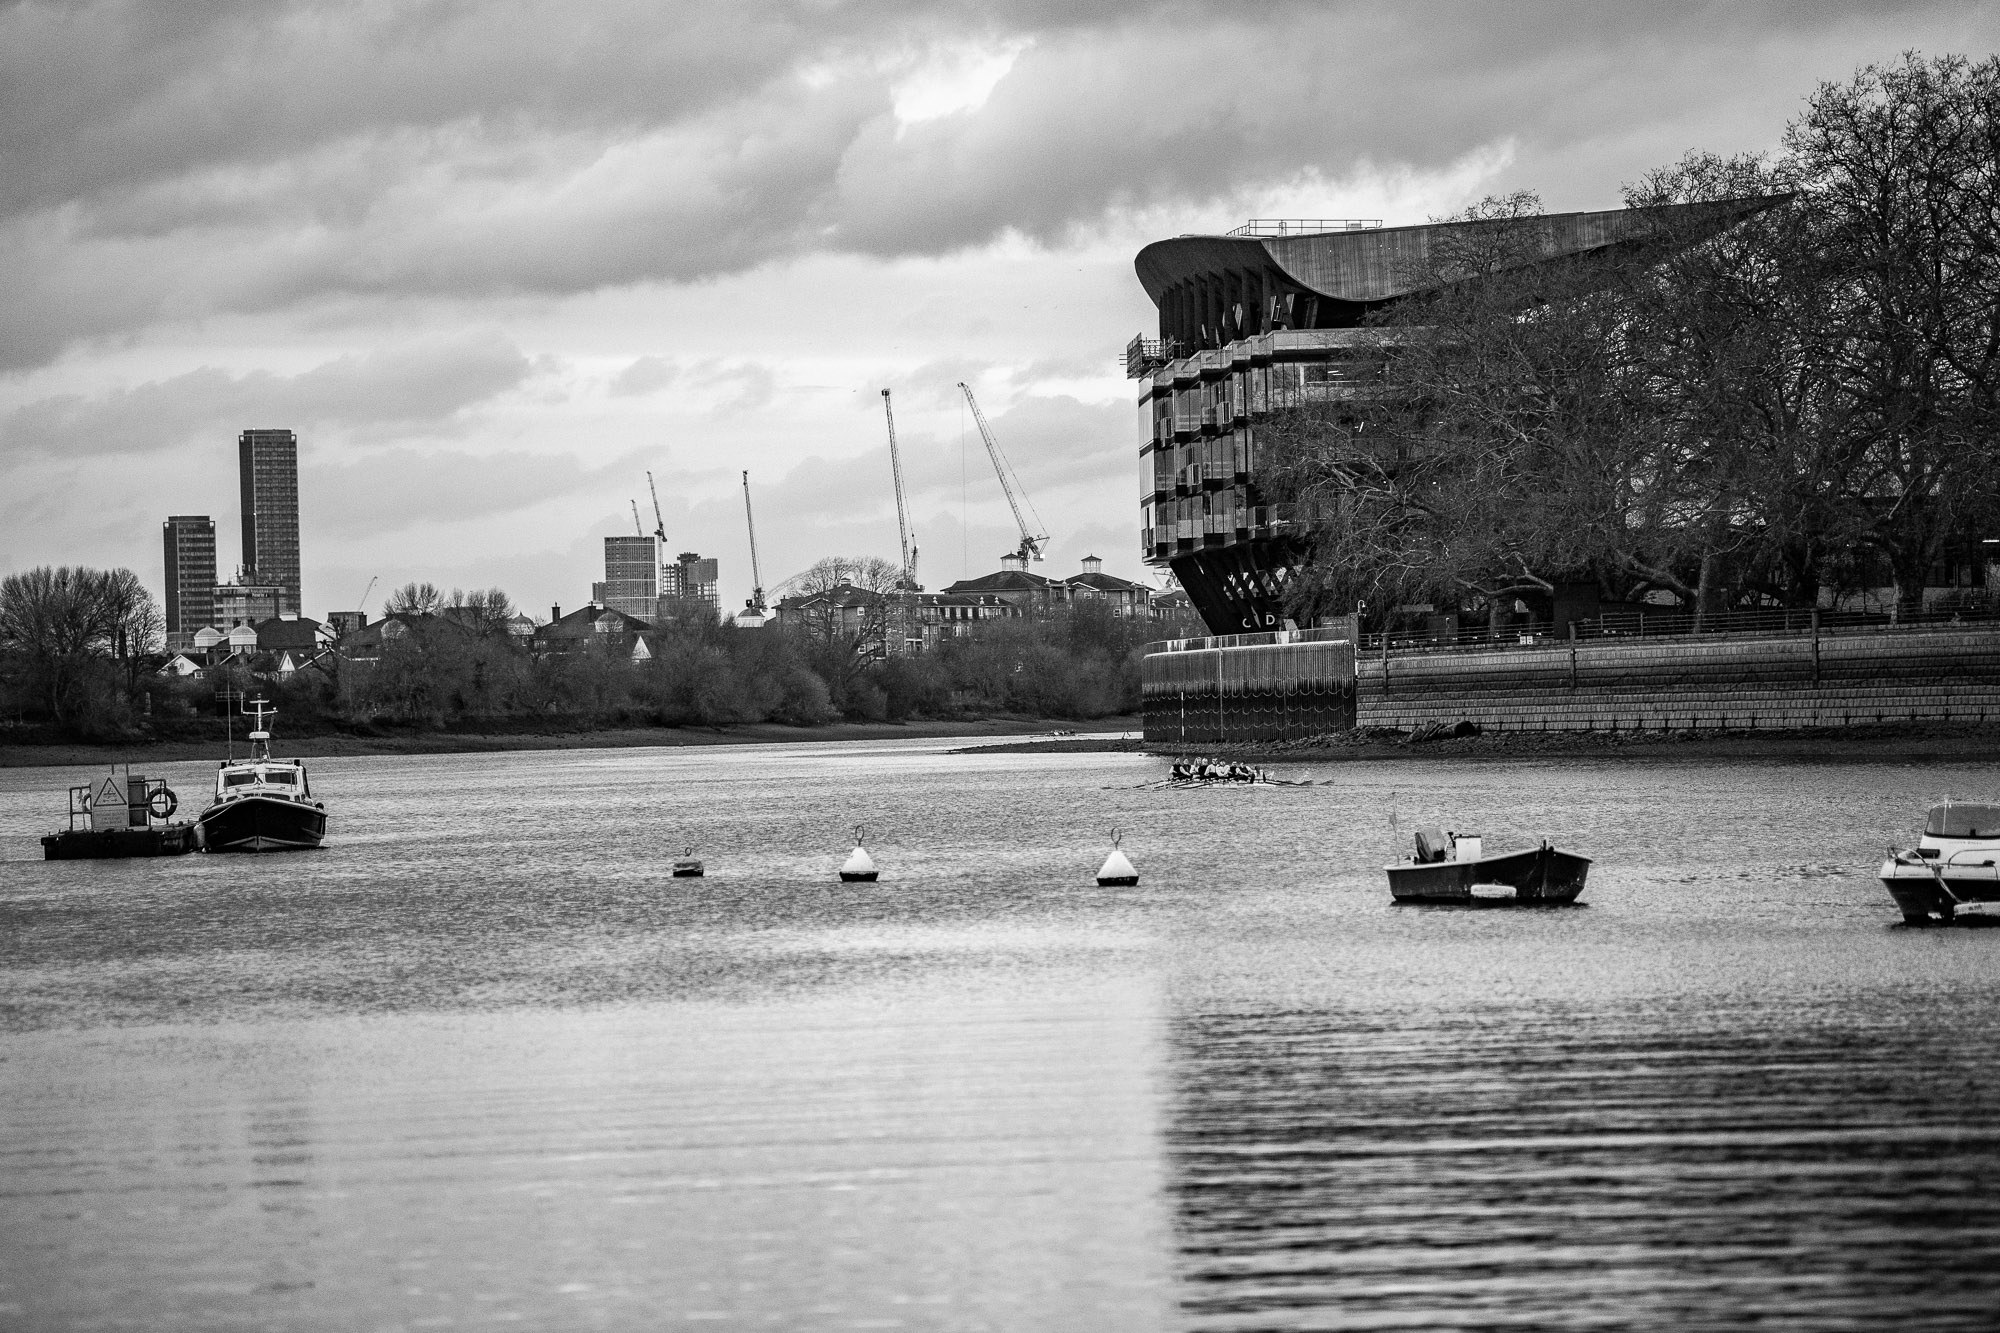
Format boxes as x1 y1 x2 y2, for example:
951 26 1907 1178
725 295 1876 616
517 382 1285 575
551 603 561 621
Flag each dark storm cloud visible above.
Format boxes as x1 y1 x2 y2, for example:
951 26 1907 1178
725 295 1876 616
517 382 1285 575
0 333 531 457
3 0 1993 369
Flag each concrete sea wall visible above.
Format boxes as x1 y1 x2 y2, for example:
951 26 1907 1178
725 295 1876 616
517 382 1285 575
1357 626 2000 732
1141 625 2000 745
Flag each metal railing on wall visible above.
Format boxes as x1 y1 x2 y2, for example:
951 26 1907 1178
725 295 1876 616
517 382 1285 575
1353 604 2000 659
1148 602 2000 661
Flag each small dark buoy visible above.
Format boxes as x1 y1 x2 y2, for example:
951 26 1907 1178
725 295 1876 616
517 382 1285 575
840 826 878 882
672 844 704 878
1097 829 1138 886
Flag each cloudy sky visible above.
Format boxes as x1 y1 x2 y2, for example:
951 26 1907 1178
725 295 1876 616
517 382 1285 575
5 1 1996 622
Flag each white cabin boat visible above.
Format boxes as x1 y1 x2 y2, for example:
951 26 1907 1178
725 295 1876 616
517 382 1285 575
195 701 328 852
1879 799 2000 923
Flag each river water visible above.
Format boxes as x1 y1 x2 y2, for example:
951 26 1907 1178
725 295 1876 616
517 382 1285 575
3 739 1998 1330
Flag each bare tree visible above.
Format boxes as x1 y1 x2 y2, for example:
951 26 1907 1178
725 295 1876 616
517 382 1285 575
776 556 904 704
1786 53 2000 617
0 566 158 723
1263 194 1674 629
445 586 517 639
383 581 445 616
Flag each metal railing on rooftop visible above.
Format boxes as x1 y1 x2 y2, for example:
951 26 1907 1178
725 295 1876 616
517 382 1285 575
1227 219 1383 237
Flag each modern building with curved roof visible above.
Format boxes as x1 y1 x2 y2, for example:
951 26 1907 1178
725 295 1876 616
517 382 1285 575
1128 199 1786 635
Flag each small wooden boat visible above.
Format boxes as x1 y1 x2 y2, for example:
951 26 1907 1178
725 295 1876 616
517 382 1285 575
1879 798 2000 923
1386 828 1590 905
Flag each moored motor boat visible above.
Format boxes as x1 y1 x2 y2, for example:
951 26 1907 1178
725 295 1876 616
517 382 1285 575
1386 827 1590 905
196 701 327 853
1878 798 2000 924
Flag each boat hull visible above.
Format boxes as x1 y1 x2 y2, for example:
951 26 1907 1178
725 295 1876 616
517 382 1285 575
1387 845 1590 905
1879 857 2000 922
197 796 326 852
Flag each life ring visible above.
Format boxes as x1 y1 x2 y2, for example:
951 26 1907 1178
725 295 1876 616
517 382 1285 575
149 787 178 819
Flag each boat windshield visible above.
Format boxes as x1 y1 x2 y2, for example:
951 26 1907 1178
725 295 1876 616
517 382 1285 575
259 768 297 786
1925 802 2000 837
222 771 256 789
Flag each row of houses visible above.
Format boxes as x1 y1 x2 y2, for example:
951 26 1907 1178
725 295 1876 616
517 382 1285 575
155 556 1198 679
770 555 1199 659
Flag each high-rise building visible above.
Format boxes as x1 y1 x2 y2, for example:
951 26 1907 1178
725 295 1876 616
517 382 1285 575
602 535 660 622
239 429 301 614
161 515 217 650
663 552 720 615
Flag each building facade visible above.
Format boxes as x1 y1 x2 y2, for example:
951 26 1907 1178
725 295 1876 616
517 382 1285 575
603 535 660 621
213 580 285 628
161 514 217 650
1128 202 1781 636
238 429 301 614
664 552 720 615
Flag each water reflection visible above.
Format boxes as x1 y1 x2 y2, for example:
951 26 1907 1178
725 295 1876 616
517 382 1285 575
1166 1002 2000 1328
8 741 2000 1330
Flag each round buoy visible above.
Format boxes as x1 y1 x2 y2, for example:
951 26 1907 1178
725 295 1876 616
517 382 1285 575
1097 829 1138 886
840 826 878 882
672 843 704 878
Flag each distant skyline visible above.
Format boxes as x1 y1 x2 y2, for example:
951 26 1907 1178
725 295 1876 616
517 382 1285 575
4 1 1998 621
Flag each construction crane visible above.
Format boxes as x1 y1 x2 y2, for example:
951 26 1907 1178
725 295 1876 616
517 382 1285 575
630 500 644 536
356 575 377 614
880 388 920 590
646 471 667 546
957 382 1049 563
741 470 767 616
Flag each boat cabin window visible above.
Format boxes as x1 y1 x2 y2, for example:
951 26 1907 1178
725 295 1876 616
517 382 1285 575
1925 803 2000 837
260 768 297 786
222 771 256 788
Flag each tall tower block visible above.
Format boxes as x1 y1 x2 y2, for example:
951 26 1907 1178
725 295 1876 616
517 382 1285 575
161 515 217 651
238 429 301 615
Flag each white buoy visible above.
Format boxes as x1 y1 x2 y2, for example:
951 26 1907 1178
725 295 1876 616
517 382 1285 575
840 826 878 882
1097 829 1138 886
672 843 704 878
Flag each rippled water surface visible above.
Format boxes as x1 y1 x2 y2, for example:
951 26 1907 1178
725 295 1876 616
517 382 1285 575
4 739 2000 1330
